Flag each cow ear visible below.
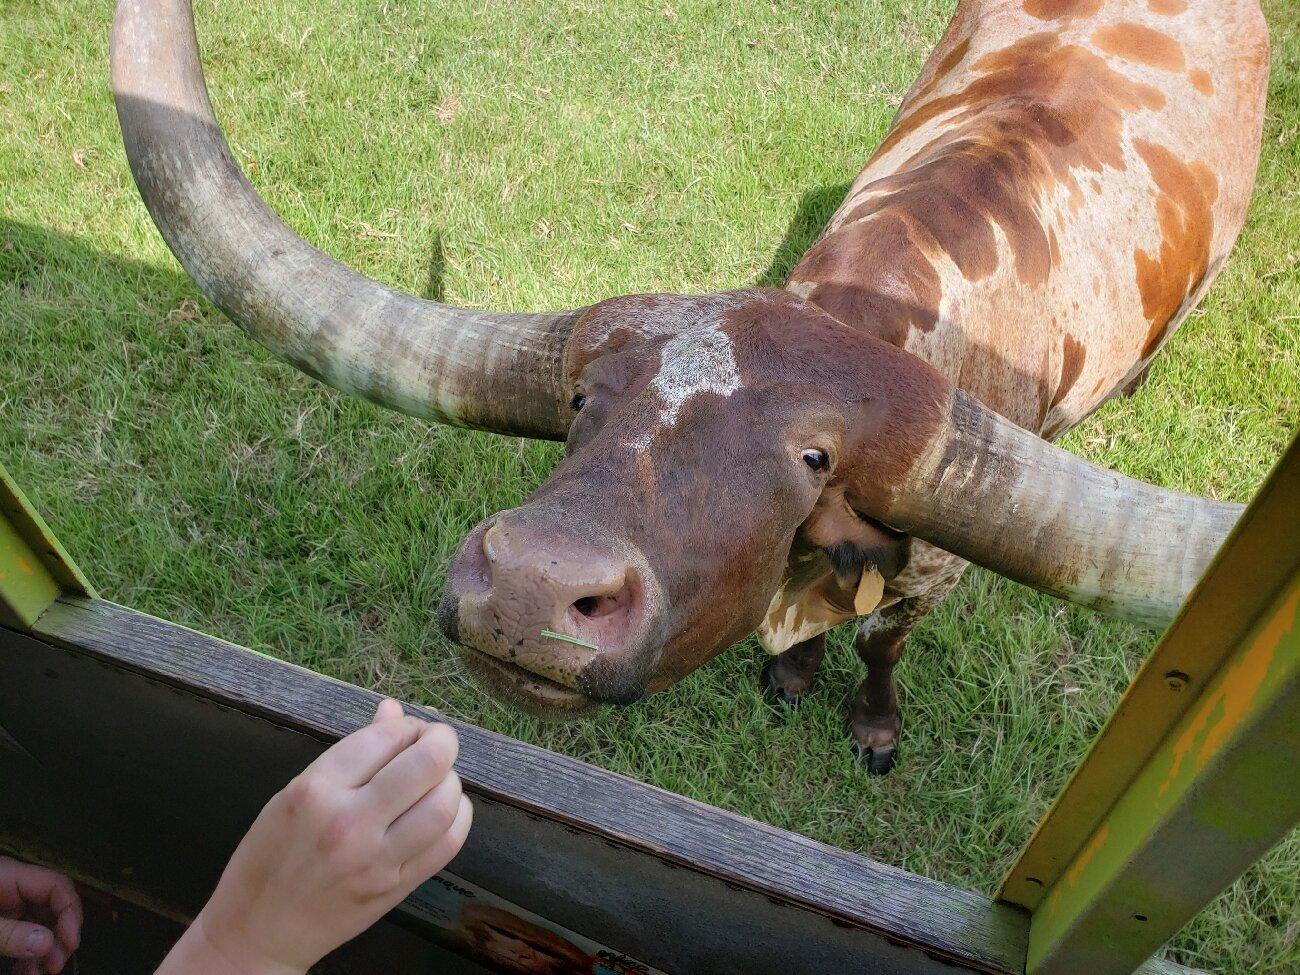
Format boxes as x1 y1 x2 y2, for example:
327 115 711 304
804 487 911 586
756 490 911 656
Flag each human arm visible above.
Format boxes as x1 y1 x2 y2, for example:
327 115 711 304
156 699 472 975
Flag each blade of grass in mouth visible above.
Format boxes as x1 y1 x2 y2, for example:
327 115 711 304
540 629 600 651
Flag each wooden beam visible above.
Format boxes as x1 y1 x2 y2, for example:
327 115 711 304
6 598 1030 975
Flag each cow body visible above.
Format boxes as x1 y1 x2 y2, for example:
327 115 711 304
766 0 1268 767
115 0 1266 773
793 0 1267 436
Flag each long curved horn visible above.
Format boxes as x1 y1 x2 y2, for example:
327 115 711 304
857 387 1244 629
112 0 584 439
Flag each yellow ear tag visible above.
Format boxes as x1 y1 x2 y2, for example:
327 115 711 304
854 568 885 616
758 567 888 656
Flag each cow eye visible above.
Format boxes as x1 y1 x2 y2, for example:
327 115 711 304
801 448 829 472
570 393 587 411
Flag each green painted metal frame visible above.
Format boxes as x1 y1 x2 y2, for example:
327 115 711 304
0 464 95 630
1000 433 1300 975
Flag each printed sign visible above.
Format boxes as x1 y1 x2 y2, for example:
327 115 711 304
406 871 666 975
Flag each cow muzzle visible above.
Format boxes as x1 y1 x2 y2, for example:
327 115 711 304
438 514 665 718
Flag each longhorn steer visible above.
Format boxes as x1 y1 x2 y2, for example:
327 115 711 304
112 0 1267 772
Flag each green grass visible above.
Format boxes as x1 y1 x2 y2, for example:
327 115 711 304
2 0 1298 971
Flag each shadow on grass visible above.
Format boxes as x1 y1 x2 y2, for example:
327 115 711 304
0 218 196 316
2 179 843 326
753 182 851 288
422 231 446 302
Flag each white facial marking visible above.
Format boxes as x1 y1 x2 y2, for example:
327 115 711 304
654 325 741 427
628 319 742 452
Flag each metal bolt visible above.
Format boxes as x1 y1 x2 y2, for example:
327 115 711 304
1164 670 1190 692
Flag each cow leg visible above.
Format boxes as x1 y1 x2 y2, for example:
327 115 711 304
760 634 826 708
848 607 912 774
848 545 968 773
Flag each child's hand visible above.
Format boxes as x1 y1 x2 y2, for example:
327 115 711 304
0 856 82 975
159 699 471 975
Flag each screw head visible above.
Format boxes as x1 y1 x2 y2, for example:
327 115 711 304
1164 670 1190 692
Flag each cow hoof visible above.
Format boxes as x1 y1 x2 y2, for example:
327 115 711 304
761 658 803 709
852 742 897 775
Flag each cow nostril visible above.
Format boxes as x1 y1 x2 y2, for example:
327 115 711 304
571 592 622 620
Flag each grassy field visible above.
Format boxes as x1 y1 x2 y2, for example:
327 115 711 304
2 0 1297 970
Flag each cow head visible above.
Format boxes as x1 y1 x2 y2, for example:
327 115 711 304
439 290 920 716
113 0 1243 719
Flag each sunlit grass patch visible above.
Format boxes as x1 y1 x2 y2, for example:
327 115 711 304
1 1 1297 972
